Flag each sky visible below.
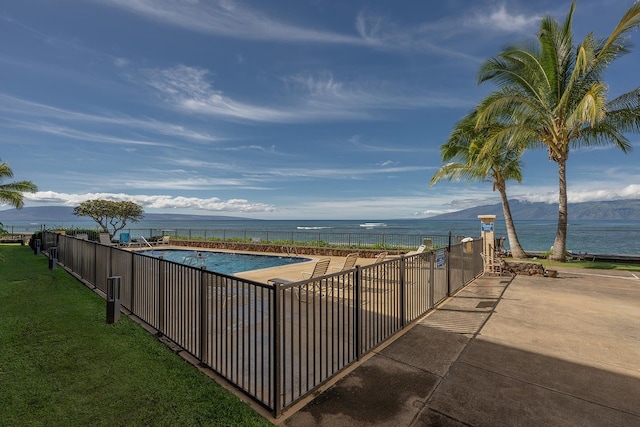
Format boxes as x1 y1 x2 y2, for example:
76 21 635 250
1 0 639 220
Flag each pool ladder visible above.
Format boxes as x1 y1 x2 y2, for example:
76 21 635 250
282 245 299 257
182 252 207 267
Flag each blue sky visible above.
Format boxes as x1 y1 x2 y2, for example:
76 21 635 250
1 0 639 220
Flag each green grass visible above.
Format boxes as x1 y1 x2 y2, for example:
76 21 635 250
0 245 273 427
510 256 640 272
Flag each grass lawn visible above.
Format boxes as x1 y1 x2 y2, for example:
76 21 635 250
0 245 273 426
534 258 640 272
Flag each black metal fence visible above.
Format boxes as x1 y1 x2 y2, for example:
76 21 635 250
49 227 451 250
42 231 483 417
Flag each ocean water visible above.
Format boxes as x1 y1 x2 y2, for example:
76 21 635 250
4 218 640 255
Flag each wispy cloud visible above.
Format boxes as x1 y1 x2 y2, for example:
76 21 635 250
0 94 221 143
5 120 172 147
96 0 364 45
142 65 472 123
355 3 541 57
348 135 435 153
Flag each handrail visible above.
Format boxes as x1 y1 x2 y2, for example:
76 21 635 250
139 236 153 248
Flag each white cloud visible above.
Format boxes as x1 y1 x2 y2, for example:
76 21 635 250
468 5 540 33
25 191 275 213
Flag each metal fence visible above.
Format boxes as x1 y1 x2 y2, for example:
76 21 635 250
42 231 483 417
45 227 451 250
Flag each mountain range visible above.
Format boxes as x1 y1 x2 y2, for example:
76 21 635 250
1 200 640 221
428 199 640 220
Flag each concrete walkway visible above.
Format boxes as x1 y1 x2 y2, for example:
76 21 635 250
281 268 640 426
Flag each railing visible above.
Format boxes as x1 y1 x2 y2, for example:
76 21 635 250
42 231 483 417
35 227 451 251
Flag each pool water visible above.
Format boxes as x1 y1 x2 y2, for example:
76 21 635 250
137 249 309 275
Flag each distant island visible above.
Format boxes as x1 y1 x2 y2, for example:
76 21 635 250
1 199 639 222
427 199 640 221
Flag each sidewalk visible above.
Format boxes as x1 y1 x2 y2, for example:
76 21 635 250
281 268 640 426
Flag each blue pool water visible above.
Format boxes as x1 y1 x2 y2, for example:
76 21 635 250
137 249 310 275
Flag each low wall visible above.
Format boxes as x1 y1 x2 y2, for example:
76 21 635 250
505 260 546 276
170 239 402 258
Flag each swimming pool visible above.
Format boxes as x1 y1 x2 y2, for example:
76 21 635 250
137 249 310 275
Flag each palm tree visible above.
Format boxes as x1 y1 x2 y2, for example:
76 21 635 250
0 162 38 208
431 109 528 259
476 1 640 261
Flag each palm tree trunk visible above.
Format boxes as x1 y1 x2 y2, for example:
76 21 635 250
498 185 527 259
551 159 568 261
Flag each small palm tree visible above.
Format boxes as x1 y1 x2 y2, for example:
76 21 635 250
0 162 37 209
476 1 640 261
431 109 527 259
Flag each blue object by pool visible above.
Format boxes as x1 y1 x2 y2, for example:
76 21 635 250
137 249 309 275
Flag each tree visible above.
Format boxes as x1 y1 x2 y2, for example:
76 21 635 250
73 200 144 240
476 2 640 261
431 108 528 259
0 162 37 209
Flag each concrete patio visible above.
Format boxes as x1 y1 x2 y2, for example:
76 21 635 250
280 267 640 426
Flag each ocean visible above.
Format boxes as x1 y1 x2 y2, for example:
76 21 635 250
3 218 640 256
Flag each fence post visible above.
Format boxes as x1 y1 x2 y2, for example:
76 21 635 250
430 252 435 308
199 267 207 363
447 231 452 296
130 251 136 312
354 266 361 360
158 258 165 334
399 257 405 327
273 283 282 418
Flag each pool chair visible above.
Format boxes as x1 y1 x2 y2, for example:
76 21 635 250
330 253 359 273
390 245 426 260
153 235 170 246
99 233 116 246
328 253 360 291
269 258 331 303
374 252 388 263
119 232 131 247
360 252 389 286
405 245 426 256
301 258 331 280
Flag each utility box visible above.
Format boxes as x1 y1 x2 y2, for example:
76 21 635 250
34 238 41 255
48 247 58 270
106 276 121 324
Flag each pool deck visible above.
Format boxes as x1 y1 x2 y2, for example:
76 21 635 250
141 245 381 284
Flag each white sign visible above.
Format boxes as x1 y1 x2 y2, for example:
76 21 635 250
436 249 446 268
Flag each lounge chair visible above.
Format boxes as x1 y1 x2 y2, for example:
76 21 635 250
373 252 387 263
405 245 426 256
269 258 331 302
152 235 170 246
119 232 131 247
99 233 116 246
330 253 359 272
301 258 331 279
